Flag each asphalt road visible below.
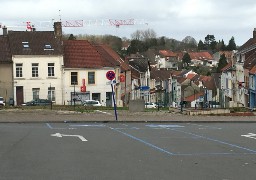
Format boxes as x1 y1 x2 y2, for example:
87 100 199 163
1 122 256 180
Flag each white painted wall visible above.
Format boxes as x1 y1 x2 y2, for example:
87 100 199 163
12 55 63 105
63 67 122 107
235 63 245 105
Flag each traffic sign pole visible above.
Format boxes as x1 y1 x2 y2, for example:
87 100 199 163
106 71 118 121
111 83 118 121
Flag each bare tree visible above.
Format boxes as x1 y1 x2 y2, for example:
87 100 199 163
141 29 157 40
131 29 157 41
131 30 143 40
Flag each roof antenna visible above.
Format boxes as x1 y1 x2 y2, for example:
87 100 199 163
59 10 62 22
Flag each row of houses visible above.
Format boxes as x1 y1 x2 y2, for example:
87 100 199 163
220 28 256 109
149 28 256 110
0 22 133 106
0 21 209 108
0 21 255 110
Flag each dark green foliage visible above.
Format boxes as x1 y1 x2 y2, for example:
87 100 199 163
101 35 122 52
182 53 191 67
198 35 237 52
227 36 237 50
68 34 76 40
217 54 228 72
219 39 226 51
198 40 205 50
204 34 217 51
190 66 211 76
127 40 147 54
158 36 166 47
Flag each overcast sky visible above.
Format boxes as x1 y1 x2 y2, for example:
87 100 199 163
1 0 256 45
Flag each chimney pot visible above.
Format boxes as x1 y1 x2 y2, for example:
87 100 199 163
3 26 7 36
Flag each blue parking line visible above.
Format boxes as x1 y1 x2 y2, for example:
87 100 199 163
172 128 256 153
174 152 256 156
110 127 174 156
187 123 222 129
146 124 184 128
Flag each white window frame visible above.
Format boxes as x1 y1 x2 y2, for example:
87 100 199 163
32 88 40 100
16 63 23 77
32 63 39 77
48 63 55 77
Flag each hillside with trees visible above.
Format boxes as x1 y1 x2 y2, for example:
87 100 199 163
198 34 237 52
63 29 238 76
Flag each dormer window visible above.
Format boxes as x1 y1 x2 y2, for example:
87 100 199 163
44 44 54 50
45 44 51 49
22 41 29 48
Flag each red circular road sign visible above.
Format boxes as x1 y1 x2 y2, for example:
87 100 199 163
106 70 115 80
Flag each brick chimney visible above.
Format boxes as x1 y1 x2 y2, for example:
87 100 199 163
3 26 7 36
254 28 256 39
54 22 62 39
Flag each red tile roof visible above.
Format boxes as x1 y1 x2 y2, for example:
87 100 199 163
96 44 130 71
186 73 196 80
221 61 232 72
189 52 213 60
239 38 256 51
244 51 256 69
63 40 113 68
94 44 120 67
184 92 204 102
150 69 172 80
200 76 211 82
159 50 176 57
176 77 187 84
249 65 256 74
171 70 182 76
203 77 217 90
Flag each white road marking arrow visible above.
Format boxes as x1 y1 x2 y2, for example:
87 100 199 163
241 133 256 140
51 133 88 142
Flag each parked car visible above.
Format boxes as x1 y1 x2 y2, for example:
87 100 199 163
0 97 5 106
156 102 165 108
22 99 52 106
83 100 102 107
145 102 157 108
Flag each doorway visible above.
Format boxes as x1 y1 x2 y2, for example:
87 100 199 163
16 86 24 105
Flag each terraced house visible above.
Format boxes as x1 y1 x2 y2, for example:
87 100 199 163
0 27 12 102
0 22 131 107
0 23 63 105
62 40 130 107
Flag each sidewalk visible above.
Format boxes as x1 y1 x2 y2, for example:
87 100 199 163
0 109 256 123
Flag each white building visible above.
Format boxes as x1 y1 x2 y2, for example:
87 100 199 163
63 40 122 107
7 24 64 105
13 56 63 105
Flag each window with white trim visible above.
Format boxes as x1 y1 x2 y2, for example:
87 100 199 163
32 63 39 77
32 88 40 100
22 41 29 48
71 72 78 85
48 63 55 77
16 63 23 77
48 87 55 101
88 72 95 84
